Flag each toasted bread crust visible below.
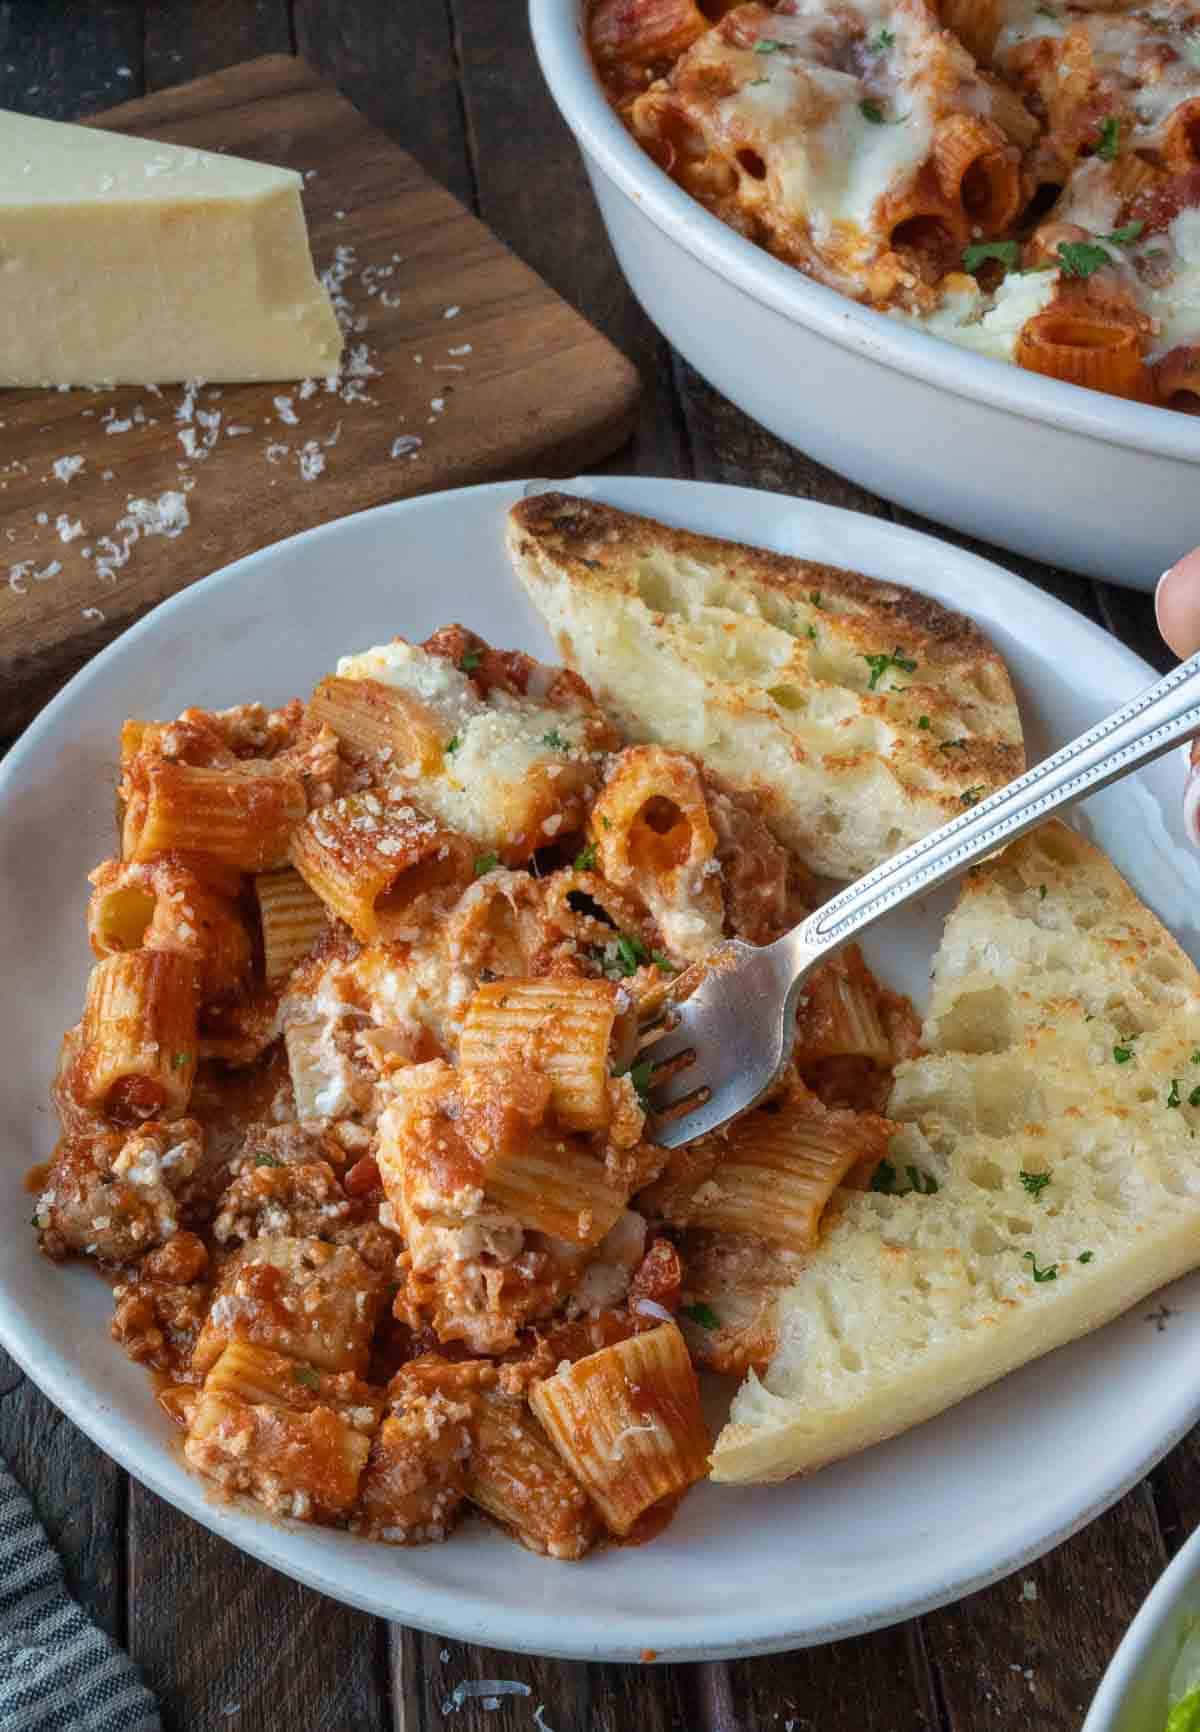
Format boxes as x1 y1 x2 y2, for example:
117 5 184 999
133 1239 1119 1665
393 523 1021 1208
509 492 1025 880
512 491 1004 664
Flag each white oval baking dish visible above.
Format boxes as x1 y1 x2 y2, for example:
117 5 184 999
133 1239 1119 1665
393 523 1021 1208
530 0 1200 590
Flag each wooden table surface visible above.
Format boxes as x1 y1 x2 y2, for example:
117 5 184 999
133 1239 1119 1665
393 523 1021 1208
0 4 1190 1730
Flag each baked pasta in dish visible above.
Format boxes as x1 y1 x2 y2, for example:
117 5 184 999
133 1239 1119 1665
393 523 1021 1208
33 610 920 1556
589 0 1200 408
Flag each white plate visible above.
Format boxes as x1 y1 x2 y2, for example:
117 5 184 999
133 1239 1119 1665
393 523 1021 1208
3 476 1200 1663
1085 1525 1200 1732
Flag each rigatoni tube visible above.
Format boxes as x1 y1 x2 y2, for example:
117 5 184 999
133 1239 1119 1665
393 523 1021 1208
122 758 307 872
78 950 199 1123
531 1323 710 1535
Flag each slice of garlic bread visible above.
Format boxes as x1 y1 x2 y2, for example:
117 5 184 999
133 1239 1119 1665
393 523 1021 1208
711 822 1200 1483
507 492 1024 880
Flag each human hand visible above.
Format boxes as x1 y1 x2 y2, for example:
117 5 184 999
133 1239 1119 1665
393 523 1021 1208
1157 553 1200 659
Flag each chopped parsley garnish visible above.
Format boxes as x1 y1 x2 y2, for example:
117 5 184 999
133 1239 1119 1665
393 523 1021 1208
459 648 482 672
864 647 917 690
1168 1078 1182 1108
860 98 886 123
616 932 648 975
595 932 650 978
600 816 612 830
171 1051 191 1070
1039 884 1047 899
651 950 677 975
960 786 985 807
682 1301 720 1329
871 1160 939 1195
1056 239 1114 279
474 852 499 876
254 1153 282 1168
623 1057 654 1111
574 843 599 871
869 26 896 50
1020 1170 1051 1198
1023 1250 1058 1283
1192 1049 1200 1063
753 36 785 52
445 734 461 756
918 715 931 729
940 738 967 752
963 238 1021 274
1096 116 1121 161
1078 1250 1095 1264
293 1366 321 1388
542 728 568 751
1190 1085 1200 1108
809 589 824 608
1113 1042 1135 1064
1107 221 1144 245
807 624 818 640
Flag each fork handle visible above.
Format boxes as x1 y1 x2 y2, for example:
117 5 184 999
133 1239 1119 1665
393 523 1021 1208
781 647 1200 966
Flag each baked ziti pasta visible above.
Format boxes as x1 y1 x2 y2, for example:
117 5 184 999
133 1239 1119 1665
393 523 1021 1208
590 0 1200 408
32 620 916 1557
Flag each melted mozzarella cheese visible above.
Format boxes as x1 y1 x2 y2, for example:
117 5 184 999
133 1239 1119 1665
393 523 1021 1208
1144 207 1200 358
710 0 936 254
1052 157 1122 236
992 0 1068 58
336 636 603 848
900 267 1059 361
338 638 482 728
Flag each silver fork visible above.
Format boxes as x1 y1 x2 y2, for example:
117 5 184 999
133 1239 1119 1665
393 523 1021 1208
643 647 1200 1148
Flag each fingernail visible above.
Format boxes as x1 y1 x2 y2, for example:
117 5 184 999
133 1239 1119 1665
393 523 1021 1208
1155 566 1177 630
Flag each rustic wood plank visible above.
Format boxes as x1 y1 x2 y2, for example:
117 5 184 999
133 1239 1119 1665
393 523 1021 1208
923 1483 1167 1732
390 1628 699 1732
144 0 293 87
449 0 688 478
0 0 142 118
673 357 889 515
0 54 639 740
1150 1426 1200 1567
293 0 473 210
718 1624 942 1732
126 1480 388 1732
0 1343 126 1644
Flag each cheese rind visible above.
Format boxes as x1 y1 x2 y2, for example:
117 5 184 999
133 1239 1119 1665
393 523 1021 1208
0 110 343 386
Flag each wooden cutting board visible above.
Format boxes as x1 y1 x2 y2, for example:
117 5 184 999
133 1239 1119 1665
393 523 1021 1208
0 55 640 737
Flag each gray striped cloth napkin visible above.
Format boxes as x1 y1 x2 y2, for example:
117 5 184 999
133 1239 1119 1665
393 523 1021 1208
0 1459 160 1732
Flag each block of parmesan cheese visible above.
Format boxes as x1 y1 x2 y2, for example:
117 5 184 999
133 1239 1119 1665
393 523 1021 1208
0 109 343 387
